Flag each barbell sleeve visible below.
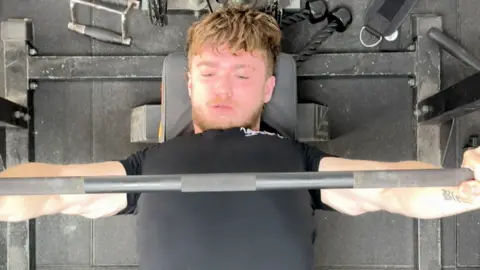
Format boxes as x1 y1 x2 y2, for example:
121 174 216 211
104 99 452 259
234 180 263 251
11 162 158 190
0 168 474 195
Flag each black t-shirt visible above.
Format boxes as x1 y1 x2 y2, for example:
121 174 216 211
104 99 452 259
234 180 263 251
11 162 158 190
118 127 334 270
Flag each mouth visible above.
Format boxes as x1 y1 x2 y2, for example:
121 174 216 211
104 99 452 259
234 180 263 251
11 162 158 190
210 104 234 112
212 104 232 109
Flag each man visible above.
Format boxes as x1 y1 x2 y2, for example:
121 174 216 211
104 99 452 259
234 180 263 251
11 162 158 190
1 5 480 270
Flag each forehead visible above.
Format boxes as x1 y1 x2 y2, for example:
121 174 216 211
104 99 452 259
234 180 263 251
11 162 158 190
191 45 266 69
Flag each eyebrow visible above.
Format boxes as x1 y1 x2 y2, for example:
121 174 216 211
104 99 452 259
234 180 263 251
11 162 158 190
196 61 256 71
196 61 218 68
233 64 256 71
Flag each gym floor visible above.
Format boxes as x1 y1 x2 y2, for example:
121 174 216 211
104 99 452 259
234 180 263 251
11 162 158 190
1 0 480 269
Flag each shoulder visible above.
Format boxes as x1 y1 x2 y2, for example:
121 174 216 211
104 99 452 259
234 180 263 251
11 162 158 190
238 127 335 170
297 142 335 171
118 144 163 175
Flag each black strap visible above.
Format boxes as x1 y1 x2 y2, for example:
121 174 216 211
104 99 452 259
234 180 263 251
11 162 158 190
364 0 419 37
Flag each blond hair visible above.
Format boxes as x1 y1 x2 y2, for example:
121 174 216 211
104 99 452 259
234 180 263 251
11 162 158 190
186 5 281 75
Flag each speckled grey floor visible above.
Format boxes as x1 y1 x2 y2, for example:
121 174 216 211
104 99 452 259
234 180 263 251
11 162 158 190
1 0 480 269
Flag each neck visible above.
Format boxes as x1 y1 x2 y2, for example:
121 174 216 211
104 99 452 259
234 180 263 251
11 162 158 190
193 120 261 134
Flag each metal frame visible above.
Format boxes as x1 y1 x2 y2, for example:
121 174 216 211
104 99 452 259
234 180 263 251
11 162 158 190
0 13 476 270
0 18 35 270
0 97 29 128
413 15 442 270
27 52 417 81
417 71 480 125
415 26 480 126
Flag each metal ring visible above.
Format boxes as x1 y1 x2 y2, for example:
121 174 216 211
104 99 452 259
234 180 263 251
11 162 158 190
359 26 382 48
384 30 399 42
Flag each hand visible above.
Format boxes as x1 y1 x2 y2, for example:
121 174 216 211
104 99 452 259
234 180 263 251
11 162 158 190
459 146 480 202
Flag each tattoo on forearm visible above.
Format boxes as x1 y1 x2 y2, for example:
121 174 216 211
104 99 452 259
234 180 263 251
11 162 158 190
442 189 471 204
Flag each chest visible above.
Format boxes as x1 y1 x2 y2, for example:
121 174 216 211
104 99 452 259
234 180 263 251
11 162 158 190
142 133 306 175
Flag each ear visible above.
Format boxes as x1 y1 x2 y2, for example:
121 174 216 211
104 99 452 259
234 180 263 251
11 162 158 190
187 71 192 97
263 75 276 103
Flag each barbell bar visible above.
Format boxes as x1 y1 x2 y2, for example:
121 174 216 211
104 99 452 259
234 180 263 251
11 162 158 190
0 168 474 195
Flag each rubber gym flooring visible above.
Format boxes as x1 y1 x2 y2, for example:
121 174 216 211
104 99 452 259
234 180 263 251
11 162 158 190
2 0 480 269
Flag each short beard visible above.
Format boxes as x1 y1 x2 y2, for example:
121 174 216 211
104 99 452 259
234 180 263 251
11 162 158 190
192 103 263 132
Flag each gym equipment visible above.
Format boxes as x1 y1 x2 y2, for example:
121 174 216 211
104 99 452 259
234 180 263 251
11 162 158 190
153 0 301 13
0 168 474 195
67 0 298 44
0 96 30 129
415 28 480 125
294 7 353 65
146 0 168 26
279 0 328 29
0 154 4 172
360 0 419 47
464 135 480 152
427 28 480 71
141 0 299 24
68 0 140 46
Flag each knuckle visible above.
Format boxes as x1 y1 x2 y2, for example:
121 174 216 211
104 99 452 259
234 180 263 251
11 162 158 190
464 149 475 160
463 151 471 165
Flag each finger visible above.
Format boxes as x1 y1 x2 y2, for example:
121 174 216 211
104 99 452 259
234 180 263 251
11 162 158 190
458 180 475 198
462 150 480 177
458 180 480 202
467 148 480 180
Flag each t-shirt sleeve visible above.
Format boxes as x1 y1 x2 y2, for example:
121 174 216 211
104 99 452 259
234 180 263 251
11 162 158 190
300 143 338 211
115 148 149 215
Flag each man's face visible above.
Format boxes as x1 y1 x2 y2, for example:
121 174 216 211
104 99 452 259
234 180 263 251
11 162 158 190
187 45 275 132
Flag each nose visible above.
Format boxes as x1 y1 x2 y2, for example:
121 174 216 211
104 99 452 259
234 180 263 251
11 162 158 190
214 75 233 97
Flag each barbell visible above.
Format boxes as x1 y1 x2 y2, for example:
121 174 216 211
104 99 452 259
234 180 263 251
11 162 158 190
0 168 474 195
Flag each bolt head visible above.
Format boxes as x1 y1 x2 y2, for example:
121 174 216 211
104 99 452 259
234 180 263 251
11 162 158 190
13 111 23 119
414 108 421 117
421 105 432 113
29 82 38 89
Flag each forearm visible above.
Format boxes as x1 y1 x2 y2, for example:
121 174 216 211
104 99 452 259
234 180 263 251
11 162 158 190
381 186 480 219
378 161 480 219
0 162 64 177
0 162 128 221
0 163 65 221
320 158 477 218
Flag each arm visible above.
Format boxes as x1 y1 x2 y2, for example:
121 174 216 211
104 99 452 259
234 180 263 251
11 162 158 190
319 150 480 219
0 161 128 222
